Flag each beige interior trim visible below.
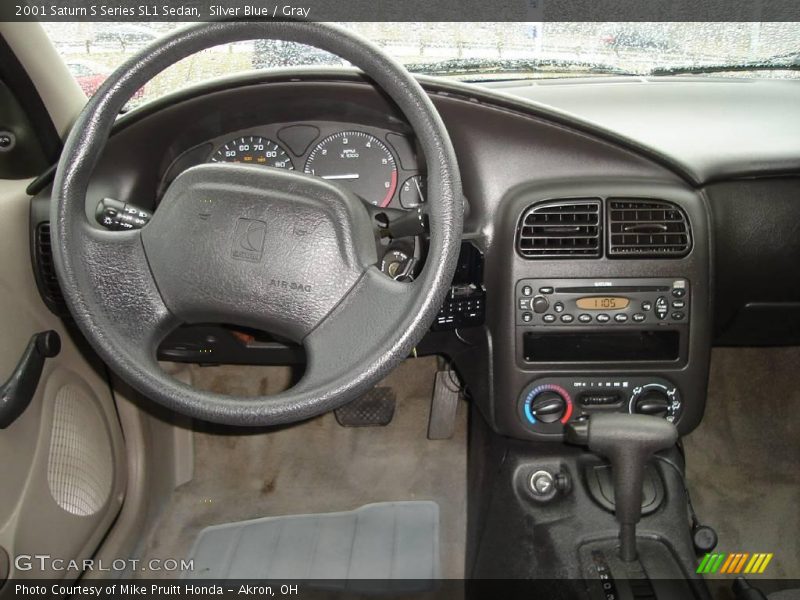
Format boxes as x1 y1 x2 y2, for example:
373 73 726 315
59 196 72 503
0 22 86 139
0 178 126 579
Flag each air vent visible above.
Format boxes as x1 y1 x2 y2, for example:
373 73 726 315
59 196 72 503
517 199 602 259
34 222 68 316
607 199 691 258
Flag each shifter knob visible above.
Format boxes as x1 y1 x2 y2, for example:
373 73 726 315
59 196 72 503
565 413 678 562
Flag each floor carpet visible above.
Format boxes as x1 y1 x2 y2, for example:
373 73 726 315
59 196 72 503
683 347 800 584
139 357 468 580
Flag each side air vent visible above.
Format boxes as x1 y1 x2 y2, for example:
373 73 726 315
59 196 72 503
517 199 602 259
33 222 68 316
607 199 691 258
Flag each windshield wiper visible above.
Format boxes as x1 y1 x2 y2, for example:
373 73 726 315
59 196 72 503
651 50 800 76
404 57 635 80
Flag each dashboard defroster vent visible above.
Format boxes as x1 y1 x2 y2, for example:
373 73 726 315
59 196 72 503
517 199 602 259
607 199 691 258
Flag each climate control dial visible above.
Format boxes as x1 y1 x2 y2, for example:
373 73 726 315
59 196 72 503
629 383 682 422
520 383 574 430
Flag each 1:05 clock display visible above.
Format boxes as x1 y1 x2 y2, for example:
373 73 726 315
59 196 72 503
575 296 631 310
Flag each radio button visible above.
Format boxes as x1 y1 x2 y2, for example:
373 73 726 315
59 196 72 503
641 300 653 311
543 314 557 323
532 295 549 314
522 285 533 296
560 314 575 323
672 288 686 298
672 311 685 321
614 313 629 323
522 312 533 323
632 313 646 323
655 296 669 320
539 286 554 294
578 314 592 323
596 314 610 323
554 302 565 313
672 299 686 309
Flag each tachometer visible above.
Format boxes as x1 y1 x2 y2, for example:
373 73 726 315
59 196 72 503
304 131 397 207
211 136 294 169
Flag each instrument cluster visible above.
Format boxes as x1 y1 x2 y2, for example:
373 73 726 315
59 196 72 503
197 121 425 211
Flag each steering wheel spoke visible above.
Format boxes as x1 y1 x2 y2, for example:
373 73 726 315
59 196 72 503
299 268 417 395
69 224 179 362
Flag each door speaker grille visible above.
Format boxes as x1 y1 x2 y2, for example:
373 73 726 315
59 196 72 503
47 385 113 516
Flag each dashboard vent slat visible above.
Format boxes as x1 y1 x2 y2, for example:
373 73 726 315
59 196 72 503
607 199 691 258
34 222 69 316
517 199 602 259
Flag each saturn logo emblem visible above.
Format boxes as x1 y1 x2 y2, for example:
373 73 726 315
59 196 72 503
231 218 267 262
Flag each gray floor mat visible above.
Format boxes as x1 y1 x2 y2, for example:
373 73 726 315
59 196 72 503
186 501 439 585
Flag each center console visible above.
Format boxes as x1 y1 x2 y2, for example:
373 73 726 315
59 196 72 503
464 179 713 593
476 179 712 443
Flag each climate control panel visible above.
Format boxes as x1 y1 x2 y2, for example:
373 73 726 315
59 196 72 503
518 376 682 433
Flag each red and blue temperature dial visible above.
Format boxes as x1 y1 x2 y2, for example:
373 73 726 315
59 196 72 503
522 384 574 425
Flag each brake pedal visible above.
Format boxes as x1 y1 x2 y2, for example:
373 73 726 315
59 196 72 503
428 370 461 440
335 386 396 427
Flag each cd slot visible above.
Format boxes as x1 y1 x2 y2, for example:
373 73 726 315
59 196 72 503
554 285 670 294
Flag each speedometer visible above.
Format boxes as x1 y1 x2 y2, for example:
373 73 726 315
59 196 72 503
211 136 294 170
304 131 398 207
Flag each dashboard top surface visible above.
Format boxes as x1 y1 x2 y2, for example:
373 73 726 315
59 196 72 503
485 76 800 185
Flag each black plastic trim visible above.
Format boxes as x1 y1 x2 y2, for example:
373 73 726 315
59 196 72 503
0 35 61 166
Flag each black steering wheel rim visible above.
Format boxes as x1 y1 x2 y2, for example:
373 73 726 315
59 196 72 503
51 21 463 426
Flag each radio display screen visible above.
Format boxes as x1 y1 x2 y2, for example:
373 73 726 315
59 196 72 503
575 296 630 310
523 330 680 362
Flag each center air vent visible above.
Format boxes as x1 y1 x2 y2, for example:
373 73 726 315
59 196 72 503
607 199 691 258
517 199 602 259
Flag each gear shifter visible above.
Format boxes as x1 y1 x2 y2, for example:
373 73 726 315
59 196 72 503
566 413 678 562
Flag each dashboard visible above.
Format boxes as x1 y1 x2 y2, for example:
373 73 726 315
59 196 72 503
29 70 800 442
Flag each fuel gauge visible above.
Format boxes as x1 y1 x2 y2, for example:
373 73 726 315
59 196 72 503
400 175 425 209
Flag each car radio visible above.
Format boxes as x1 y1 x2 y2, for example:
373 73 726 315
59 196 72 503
516 277 689 327
515 278 690 364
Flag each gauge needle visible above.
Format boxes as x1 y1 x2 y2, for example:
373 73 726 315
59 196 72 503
414 177 424 200
321 174 360 180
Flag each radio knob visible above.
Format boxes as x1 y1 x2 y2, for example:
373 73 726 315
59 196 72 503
633 389 671 418
530 391 567 423
531 295 550 314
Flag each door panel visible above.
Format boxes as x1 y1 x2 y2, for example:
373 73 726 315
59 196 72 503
0 179 126 584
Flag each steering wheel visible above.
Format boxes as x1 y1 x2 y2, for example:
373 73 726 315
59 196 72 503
51 22 462 426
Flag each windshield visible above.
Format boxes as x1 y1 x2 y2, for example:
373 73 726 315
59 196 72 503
44 22 800 108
